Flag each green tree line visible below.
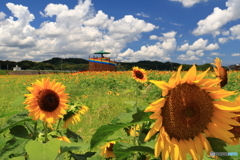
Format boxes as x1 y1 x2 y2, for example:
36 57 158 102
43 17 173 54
0 57 215 71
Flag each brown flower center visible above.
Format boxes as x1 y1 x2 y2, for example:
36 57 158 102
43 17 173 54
162 83 213 140
134 70 144 79
107 143 114 152
229 112 240 138
37 89 60 112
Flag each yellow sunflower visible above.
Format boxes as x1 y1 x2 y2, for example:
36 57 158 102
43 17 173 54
24 78 69 124
129 124 140 137
100 141 116 158
144 65 240 159
132 66 148 83
63 105 89 128
212 57 228 87
229 95 240 145
57 136 71 143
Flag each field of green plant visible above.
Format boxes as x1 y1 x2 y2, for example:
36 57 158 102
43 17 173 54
0 69 240 160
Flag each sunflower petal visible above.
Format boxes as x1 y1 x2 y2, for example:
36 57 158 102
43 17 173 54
213 101 240 111
181 65 196 84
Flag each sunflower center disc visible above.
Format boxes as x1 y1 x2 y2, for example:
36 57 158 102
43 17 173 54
230 113 240 138
37 89 60 112
162 83 213 140
135 71 144 79
107 143 114 151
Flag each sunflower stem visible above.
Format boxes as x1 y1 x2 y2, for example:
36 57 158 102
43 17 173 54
135 82 138 107
56 118 62 131
33 121 38 140
44 122 48 143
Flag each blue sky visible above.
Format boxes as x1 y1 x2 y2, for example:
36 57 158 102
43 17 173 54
0 0 239 65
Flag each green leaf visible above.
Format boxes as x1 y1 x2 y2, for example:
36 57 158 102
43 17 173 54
10 125 30 139
0 137 29 159
106 128 128 142
0 111 18 119
60 141 83 153
65 128 83 143
131 108 152 123
0 111 32 134
113 141 134 159
11 95 25 108
114 141 154 159
90 123 132 150
111 109 135 124
0 138 10 151
9 156 25 160
25 139 61 160
70 152 96 160
224 144 240 160
207 137 233 160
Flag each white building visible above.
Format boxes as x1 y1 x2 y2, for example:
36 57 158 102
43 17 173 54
13 65 21 71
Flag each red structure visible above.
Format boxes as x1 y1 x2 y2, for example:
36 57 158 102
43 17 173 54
88 51 117 71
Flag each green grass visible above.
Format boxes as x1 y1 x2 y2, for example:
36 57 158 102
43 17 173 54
0 70 8 75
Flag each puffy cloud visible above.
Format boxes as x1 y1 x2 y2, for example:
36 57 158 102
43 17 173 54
178 43 189 51
177 38 219 51
232 53 240 56
210 52 225 56
0 12 6 20
229 24 240 39
205 43 219 50
169 0 208 7
218 37 228 44
177 49 204 60
222 30 230 36
0 0 157 61
149 31 176 41
189 38 208 50
136 12 149 18
192 0 240 35
118 31 177 62
0 3 36 51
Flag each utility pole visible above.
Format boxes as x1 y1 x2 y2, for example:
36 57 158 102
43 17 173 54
61 59 62 70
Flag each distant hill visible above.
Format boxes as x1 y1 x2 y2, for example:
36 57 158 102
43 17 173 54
0 57 217 71
42 57 88 65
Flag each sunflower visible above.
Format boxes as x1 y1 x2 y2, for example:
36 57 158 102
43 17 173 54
63 105 89 128
100 141 116 158
144 65 240 159
212 57 228 87
229 95 240 145
24 78 69 124
57 136 71 143
132 66 147 83
129 124 140 137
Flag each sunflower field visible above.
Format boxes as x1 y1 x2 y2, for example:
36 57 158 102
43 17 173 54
0 58 240 160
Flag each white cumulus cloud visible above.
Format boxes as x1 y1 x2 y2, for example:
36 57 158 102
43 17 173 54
218 37 228 44
0 0 157 61
229 24 240 39
169 0 208 7
232 53 240 56
177 38 219 51
118 31 177 62
192 0 240 35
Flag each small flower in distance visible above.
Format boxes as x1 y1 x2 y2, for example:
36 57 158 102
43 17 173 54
212 57 228 87
57 136 71 143
100 141 116 158
63 105 89 128
132 66 148 83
